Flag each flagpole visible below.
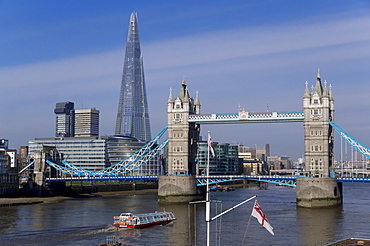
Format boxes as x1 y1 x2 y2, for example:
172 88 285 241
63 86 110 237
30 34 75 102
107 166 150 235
206 131 211 246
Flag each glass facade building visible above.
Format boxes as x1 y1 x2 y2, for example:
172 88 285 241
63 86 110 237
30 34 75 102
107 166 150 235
54 102 75 137
28 138 108 171
115 12 151 142
197 141 240 175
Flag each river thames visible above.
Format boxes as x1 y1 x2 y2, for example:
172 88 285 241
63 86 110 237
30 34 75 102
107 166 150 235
1 182 370 245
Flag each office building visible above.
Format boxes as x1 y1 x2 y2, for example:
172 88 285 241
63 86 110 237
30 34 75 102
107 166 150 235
115 12 151 142
55 102 75 137
197 141 240 175
74 108 100 137
28 138 108 171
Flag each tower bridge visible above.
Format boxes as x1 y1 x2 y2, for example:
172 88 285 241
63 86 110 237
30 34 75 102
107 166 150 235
25 71 370 208
159 70 340 207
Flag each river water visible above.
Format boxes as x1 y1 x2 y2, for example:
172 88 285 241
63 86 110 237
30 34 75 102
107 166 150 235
1 182 370 246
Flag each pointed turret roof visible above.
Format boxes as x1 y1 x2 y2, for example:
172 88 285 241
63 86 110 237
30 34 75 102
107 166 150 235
323 79 329 97
304 81 310 98
168 87 173 102
177 79 190 102
195 90 200 106
313 68 323 97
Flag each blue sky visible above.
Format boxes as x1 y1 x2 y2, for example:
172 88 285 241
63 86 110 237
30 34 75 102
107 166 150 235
1 0 370 160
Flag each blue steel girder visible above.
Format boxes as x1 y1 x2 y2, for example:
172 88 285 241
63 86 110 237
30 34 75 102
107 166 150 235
18 161 34 174
44 175 370 183
46 175 159 182
196 175 297 187
247 178 296 187
44 127 168 177
46 160 87 176
197 177 245 186
92 127 167 176
106 139 168 175
329 121 370 159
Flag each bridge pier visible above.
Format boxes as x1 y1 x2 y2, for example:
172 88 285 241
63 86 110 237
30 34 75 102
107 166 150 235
158 176 203 203
296 177 342 208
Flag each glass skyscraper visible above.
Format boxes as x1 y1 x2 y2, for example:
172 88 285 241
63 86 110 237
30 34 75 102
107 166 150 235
115 12 151 142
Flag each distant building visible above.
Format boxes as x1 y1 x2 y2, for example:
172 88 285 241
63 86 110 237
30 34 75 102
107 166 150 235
17 146 29 175
55 101 100 138
0 139 19 196
197 141 240 175
28 138 108 171
267 155 293 170
54 102 75 137
239 152 263 175
74 108 100 137
238 144 269 174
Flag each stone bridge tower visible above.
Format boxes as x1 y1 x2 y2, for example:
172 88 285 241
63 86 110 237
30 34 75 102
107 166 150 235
30 146 63 196
296 70 342 207
303 69 335 177
158 80 202 203
166 80 200 176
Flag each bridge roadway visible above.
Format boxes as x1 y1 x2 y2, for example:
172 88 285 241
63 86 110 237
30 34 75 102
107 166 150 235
46 175 370 187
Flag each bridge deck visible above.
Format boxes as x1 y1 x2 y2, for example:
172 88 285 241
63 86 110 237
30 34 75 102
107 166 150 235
46 175 370 187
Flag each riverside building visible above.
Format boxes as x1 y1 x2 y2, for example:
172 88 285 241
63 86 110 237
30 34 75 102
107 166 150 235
0 139 18 196
28 138 108 171
197 141 241 175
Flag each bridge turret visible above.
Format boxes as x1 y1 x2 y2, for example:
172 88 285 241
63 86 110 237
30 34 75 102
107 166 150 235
159 80 202 203
303 70 334 178
298 70 341 208
166 79 200 176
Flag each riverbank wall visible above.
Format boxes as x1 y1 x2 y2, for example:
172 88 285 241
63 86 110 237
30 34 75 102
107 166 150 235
3 182 158 199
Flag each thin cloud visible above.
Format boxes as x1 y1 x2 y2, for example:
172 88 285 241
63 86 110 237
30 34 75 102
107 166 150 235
0 49 123 89
143 13 370 70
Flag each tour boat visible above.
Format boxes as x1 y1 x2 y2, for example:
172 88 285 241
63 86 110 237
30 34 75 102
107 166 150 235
113 211 176 228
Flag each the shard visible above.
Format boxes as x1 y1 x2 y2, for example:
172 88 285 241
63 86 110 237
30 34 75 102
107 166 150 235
115 12 151 142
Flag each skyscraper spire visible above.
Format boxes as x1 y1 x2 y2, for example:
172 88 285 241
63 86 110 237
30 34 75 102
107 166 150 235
115 12 151 142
